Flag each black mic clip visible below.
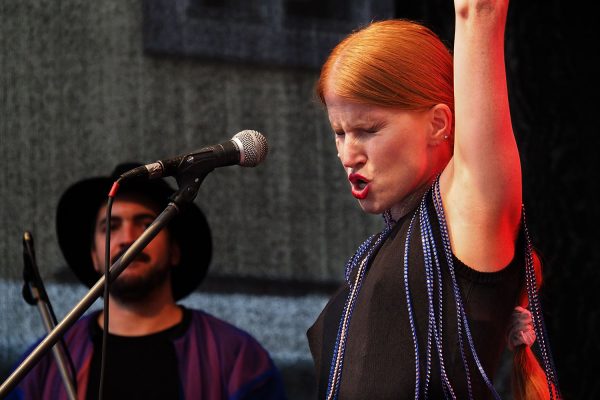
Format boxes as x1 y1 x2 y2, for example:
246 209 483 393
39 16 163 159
168 150 214 206
175 148 218 186
172 140 241 205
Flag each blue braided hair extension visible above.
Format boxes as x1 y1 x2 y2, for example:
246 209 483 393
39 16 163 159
325 176 561 399
326 213 394 400
521 208 562 399
431 179 500 400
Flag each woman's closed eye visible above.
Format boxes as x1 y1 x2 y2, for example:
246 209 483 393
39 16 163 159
362 122 384 134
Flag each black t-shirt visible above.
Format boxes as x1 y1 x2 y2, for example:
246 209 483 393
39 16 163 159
307 194 524 399
86 307 191 400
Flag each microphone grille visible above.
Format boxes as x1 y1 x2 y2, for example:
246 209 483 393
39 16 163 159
233 130 269 167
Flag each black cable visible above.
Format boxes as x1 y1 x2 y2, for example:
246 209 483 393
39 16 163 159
99 178 120 400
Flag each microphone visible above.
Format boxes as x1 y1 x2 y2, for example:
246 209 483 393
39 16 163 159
120 130 269 181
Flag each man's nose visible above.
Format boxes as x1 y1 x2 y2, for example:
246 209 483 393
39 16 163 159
114 222 140 246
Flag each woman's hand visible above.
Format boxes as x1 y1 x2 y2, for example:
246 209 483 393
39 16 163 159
454 0 509 20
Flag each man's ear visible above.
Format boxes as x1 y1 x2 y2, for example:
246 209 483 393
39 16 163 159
169 241 181 268
90 245 101 273
428 103 453 146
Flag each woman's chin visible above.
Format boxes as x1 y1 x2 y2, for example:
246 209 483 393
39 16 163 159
357 199 386 215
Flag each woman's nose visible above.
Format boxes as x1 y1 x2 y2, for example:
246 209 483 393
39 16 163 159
339 137 366 169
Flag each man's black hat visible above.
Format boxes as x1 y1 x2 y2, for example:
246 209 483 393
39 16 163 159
56 162 212 300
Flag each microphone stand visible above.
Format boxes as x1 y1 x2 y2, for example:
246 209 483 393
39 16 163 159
21 231 78 400
0 170 207 398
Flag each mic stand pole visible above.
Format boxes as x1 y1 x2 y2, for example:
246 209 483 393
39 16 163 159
27 288 78 400
0 176 205 398
22 231 77 400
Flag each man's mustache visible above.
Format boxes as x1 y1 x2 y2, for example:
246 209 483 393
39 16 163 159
110 247 151 265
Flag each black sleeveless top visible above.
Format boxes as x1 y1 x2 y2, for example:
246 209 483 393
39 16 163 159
307 192 524 399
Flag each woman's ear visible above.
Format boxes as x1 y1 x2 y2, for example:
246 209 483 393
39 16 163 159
428 103 453 146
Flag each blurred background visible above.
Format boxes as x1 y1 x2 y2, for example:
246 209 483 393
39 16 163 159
0 1 596 399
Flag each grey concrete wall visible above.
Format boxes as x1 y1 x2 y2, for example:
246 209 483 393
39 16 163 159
0 0 380 284
0 0 381 398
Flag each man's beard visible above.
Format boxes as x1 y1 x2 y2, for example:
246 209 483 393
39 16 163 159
99 249 172 303
108 265 171 303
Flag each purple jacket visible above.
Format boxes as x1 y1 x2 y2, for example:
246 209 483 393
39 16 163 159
7 309 287 399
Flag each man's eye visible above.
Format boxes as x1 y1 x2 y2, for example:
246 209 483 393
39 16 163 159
96 221 117 234
139 219 154 229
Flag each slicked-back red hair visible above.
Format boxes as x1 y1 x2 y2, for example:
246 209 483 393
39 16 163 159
317 19 454 116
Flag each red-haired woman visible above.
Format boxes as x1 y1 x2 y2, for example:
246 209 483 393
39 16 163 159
307 1 561 399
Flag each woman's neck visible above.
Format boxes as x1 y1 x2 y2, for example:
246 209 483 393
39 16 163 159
389 179 434 221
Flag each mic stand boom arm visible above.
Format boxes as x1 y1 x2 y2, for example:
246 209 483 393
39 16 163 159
0 175 206 398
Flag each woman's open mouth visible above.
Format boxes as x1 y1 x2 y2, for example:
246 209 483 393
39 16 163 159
349 173 370 199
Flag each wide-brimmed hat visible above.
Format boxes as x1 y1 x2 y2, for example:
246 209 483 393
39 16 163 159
56 162 212 300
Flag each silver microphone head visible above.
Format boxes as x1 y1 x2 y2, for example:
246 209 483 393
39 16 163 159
231 130 269 167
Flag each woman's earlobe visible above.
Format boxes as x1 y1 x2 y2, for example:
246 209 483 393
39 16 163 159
429 104 453 145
